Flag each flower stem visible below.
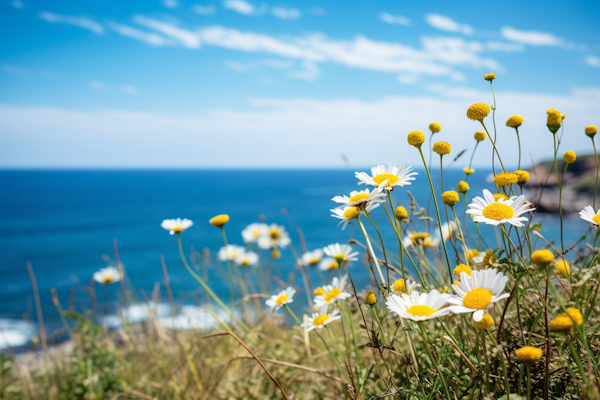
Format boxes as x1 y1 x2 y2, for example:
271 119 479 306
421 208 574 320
418 323 452 400
220 227 235 317
417 147 453 283
515 127 522 171
480 121 506 173
593 137 599 210
283 304 301 324
176 233 250 333
357 216 386 285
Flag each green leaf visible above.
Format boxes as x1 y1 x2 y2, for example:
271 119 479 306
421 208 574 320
528 222 543 232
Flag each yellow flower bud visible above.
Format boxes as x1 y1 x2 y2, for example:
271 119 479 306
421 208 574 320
209 214 230 227
457 181 470 193
563 150 576 164
474 131 486 141
566 307 583 327
408 130 425 147
554 259 570 276
271 249 281 259
514 170 529 184
395 206 408 219
506 115 523 128
586 125 598 138
546 109 562 133
468 249 479 260
453 264 473 277
433 141 451 155
429 122 441 133
442 191 459 206
343 207 360 220
531 249 554 266
314 287 324 296
493 193 509 201
483 73 496 81
365 290 377 305
467 103 491 121
392 278 405 292
515 346 543 365
474 314 495 330
463 167 475 176
549 314 573 332
493 172 518 187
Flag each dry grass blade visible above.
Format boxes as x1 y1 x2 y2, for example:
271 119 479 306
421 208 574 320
231 355 343 382
200 331 290 400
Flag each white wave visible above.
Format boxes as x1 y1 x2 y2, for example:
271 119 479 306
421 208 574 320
100 303 172 328
157 306 231 330
0 319 35 349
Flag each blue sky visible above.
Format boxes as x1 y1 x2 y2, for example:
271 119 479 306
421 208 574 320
1 0 599 167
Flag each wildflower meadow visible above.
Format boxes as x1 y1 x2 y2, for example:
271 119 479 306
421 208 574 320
3 73 600 400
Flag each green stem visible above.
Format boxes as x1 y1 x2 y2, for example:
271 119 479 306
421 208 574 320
559 161 568 255
364 208 390 286
565 334 588 384
526 365 532 400
176 233 251 333
516 127 522 171
220 227 235 316
283 304 301 324
417 147 452 282
593 137 599 210
357 216 386 285
419 323 452 400
480 120 506 173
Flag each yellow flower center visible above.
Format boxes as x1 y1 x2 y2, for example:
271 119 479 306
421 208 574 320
593 214 600 225
334 255 346 264
373 174 399 187
172 226 183 232
314 287 324 296
104 276 113 283
409 232 429 241
240 260 249 267
275 295 288 305
343 207 360 219
463 288 492 310
406 305 435 317
270 229 281 239
252 230 262 238
313 314 330 325
392 279 405 291
324 288 340 302
482 203 514 221
348 193 370 204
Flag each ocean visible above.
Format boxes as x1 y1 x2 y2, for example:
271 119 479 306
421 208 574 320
0 168 586 350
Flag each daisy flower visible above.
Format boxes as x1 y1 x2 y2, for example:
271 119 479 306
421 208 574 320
265 287 295 311
386 290 451 321
302 249 324 266
448 268 510 322
161 218 194 235
318 257 339 271
323 243 359 264
257 223 291 249
441 221 458 242
356 164 418 191
402 232 431 247
580 206 600 226
331 203 379 230
241 222 269 243
391 278 420 293
314 275 352 308
332 188 387 208
217 244 246 261
93 267 121 285
301 308 341 331
466 189 534 227
235 251 258 267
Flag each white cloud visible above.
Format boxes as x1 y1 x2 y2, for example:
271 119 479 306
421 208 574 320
585 55 600 67
88 80 105 90
425 14 473 35
224 59 252 72
379 12 410 26
12 1 23 9
223 0 255 15
134 16 201 48
196 26 500 81
225 58 295 73
109 22 172 46
1 65 52 77
121 85 140 95
486 41 524 52
162 0 178 9
501 26 563 46
3 87 597 168
39 11 104 35
271 7 301 20
192 5 216 15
